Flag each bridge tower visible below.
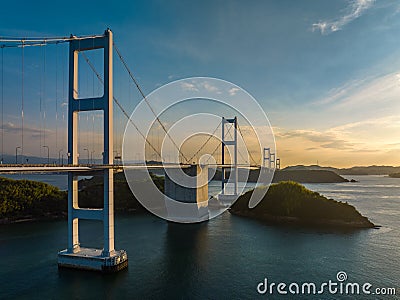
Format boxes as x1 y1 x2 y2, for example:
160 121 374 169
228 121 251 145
218 117 238 206
276 158 281 170
58 30 128 272
263 147 271 169
270 152 276 169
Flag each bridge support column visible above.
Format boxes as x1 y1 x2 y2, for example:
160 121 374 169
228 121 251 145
67 173 80 253
58 29 127 272
164 165 209 223
218 117 238 206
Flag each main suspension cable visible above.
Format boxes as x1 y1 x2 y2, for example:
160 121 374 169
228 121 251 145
186 122 222 164
113 42 190 163
0 34 106 48
205 122 234 165
237 124 259 165
80 51 162 158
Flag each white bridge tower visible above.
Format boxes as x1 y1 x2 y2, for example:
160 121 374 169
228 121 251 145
218 117 238 206
58 30 128 272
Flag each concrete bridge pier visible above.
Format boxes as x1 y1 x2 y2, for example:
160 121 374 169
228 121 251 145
164 165 209 223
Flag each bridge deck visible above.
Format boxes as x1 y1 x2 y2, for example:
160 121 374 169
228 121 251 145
0 164 260 174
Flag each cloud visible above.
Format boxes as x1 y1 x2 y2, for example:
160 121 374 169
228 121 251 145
202 82 220 93
275 128 355 150
274 112 400 166
312 78 368 106
1 122 47 138
180 81 222 94
320 140 355 150
342 73 400 108
312 0 375 35
181 82 198 92
228 87 240 96
311 71 400 123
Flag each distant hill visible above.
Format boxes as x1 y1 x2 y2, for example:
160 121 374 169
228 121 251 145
283 165 400 175
273 170 348 183
213 169 348 183
0 154 54 164
281 164 338 172
388 173 400 178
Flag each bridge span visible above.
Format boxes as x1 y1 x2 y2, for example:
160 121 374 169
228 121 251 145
0 29 275 273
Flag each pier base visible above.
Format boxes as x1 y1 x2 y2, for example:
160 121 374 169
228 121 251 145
58 248 128 273
217 194 237 207
164 165 209 223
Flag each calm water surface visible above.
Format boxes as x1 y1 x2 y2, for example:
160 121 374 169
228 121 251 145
0 175 399 299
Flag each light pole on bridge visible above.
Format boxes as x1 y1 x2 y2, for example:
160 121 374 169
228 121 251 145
43 145 49 165
91 151 95 164
58 149 64 165
15 146 21 164
83 148 89 164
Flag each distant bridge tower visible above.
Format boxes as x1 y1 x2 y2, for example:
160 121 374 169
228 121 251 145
270 152 276 169
58 30 128 272
263 147 271 169
218 117 238 206
276 158 281 170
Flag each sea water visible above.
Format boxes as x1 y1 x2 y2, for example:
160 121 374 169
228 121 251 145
0 175 398 299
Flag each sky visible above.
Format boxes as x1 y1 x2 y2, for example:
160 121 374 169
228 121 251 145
1 0 400 167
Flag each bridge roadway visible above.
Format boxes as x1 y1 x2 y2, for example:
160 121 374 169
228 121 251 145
0 164 260 174
0 164 177 174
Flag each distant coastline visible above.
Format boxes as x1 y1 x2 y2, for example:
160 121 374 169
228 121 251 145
283 164 400 175
213 169 352 183
388 173 400 178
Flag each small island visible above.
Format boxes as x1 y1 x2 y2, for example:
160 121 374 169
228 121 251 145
272 170 349 183
229 181 375 229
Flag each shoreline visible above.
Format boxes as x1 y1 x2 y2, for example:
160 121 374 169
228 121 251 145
229 209 377 229
0 213 67 225
229 182 377 230
0 210 150 225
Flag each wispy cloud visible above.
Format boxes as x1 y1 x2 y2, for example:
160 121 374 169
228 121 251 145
181 82 198 92
312 78 368 106
274 113 400 166
315 71 400 113
275 128 355 150
312 0 375 35
228 87 240 96
274 67 400 166
1 122 47 138
180 80 223 94
202 81 220 93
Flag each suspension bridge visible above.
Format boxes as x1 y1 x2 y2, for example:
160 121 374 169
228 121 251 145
0 29 279 272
